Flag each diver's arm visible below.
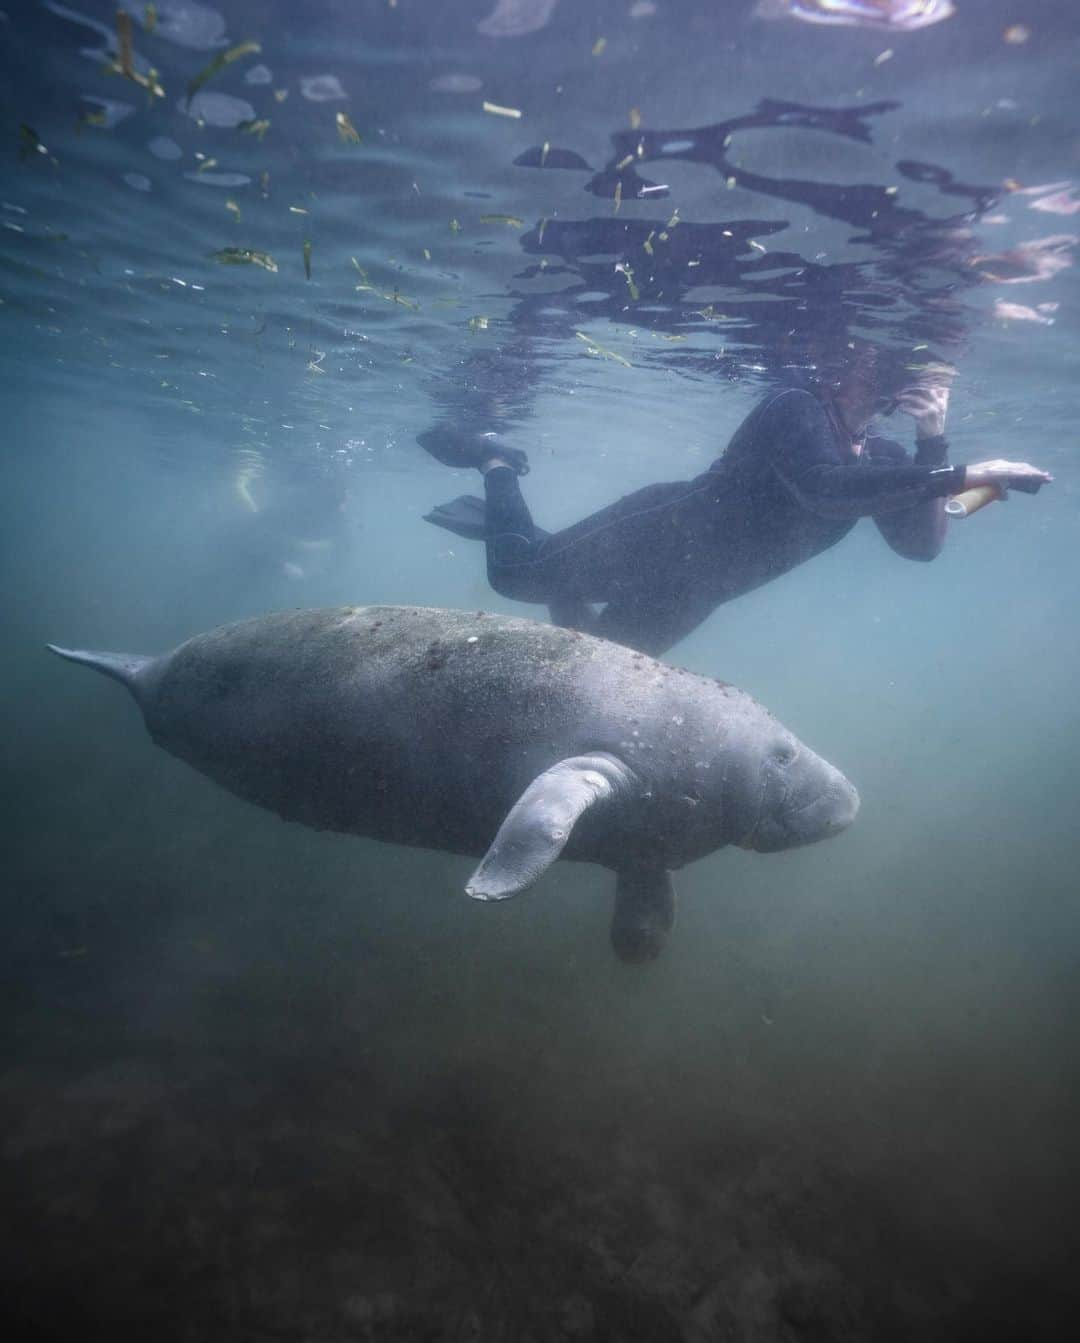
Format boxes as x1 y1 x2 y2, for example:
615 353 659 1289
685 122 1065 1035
768 394 965 520
870 435 950 561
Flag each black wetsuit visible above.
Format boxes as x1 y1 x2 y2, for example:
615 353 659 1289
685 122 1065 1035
482 387 962 656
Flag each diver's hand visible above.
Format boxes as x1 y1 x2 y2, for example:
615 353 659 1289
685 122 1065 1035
897 378 952 438
964 459 1053 495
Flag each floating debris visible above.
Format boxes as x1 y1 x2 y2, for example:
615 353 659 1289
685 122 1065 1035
195 156 219 173
77 108 109 132
19 124 57 165
469 315 490 331
1003 24 1030 44
482 100 522 119
303 238 312 280
239 118 271 140
615 262 639 300
423 248 432 261
274 88 289 102
352 268 420 310
210 247 278 272
336 111 362 144
187 40 262 103
449 217 463 232
592 37 607 56
106 10 164 98
289 205 309 215
479 213 524 227
226 198 241 221
144 3 157 34
574 330 631 367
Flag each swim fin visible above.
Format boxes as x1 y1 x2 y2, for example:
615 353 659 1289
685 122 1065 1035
424 494 551 545
417 426 529 475
423 494 488 541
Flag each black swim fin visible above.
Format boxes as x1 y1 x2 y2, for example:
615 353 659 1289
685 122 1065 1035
417 426 529 475
423 494 488 541
424 494 551 545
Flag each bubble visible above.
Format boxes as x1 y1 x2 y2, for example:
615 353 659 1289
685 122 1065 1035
429 73 483 94
244 62 272 84
153 1 227 50
183 171 252 187
300 74 347 102
123 172 152 192
180 92 256 127
147 135 183 160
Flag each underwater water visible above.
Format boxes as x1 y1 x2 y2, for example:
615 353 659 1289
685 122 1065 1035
2 0 1079 1338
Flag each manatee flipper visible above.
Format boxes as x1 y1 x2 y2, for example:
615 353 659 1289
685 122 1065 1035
424 493 551 546
611 866 676 963
466 753 635 901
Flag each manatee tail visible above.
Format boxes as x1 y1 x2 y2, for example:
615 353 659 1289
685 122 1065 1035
46 644 152 691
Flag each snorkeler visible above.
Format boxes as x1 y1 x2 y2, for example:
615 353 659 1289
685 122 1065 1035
417 364 1051 657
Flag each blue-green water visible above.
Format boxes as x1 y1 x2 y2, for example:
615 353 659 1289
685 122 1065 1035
2 1 1078 1337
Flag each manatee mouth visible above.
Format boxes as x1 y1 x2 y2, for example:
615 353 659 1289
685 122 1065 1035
743 776 860 852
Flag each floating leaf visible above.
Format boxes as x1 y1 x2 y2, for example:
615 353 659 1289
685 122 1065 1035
336 111 362 144
239 118 271 140
482 100 522 119
210 247 278 272
106 11 164 98
187 40 262 103
574 330 631 368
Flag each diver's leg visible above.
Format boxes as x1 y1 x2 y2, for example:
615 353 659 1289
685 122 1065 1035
482 464 548 601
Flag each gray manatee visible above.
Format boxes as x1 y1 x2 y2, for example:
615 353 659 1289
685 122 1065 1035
48 605 859 961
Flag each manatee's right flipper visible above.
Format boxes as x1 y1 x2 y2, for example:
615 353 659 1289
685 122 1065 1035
424 493 552 546
466 753 635 901
611 866 676 963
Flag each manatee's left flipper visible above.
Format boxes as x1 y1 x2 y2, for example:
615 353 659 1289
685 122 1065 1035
466 753 636 901
610 866 676 964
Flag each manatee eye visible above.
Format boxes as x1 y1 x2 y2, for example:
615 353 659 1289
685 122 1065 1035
772 743 796 767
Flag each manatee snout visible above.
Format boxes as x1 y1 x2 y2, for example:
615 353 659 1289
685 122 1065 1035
744 754 860 853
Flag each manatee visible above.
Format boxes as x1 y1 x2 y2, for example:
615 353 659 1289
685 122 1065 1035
47 606 859 961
